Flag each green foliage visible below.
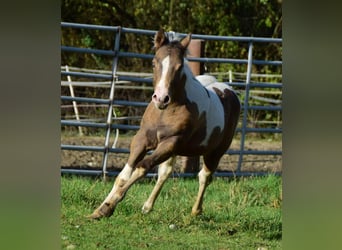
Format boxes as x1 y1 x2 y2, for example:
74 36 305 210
61 0 282 69
61 175 282 249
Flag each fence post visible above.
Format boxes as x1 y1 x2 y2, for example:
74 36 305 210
65 65 83 136
229 69 232 83
180 39 205 173
101 27 122 181
237 42 254 173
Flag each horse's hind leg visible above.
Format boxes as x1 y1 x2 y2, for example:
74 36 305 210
191 155 220 216
142 156 175 214
191 166 213 216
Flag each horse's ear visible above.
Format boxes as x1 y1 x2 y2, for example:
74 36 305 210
180 33 192 49
154 29 168 50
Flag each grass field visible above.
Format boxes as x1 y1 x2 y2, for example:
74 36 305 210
61 175 282 249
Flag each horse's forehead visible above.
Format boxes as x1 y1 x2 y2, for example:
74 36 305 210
155 45 182 63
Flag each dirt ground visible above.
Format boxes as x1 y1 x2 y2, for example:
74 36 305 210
61 133 282 174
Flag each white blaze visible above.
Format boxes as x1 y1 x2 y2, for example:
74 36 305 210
155 56 170 96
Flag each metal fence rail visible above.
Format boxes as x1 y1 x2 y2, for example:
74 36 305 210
61 22 282 178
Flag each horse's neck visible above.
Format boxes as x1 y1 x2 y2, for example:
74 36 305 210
183 62 210 101
183 62 203 88
183 62 192 78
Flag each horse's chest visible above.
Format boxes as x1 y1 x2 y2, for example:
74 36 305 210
155 111 190 140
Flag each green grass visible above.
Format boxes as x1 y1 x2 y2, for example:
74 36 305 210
61 175 282 249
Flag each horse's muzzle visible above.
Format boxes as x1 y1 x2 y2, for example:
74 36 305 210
152 93 170 110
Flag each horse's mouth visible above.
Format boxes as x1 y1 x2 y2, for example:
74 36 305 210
154 102 168 110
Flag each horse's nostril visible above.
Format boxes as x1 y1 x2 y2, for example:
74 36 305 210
164 95 170 104
152 93 157 100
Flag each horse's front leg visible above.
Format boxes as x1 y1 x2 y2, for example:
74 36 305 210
88 163 134 219
142 156 176 214
89 137 177 219
111 138 176 212
89 133 147 219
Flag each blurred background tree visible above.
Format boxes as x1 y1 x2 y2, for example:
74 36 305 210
61 0 282 133
61 0 282 71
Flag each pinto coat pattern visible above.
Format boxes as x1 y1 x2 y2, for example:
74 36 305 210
89 29 240 219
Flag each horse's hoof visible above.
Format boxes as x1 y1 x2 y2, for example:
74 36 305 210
87 211 103 220
88 203 114 220
141 206 151 214
191 209 202 216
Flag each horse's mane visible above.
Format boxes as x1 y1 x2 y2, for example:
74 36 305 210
168 31 190 56
165 31 182 42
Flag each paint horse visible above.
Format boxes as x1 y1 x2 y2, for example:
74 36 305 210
89 29 240 219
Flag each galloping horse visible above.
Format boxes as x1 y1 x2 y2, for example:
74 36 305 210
90 29 240 219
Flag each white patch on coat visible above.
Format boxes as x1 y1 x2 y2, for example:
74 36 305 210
196 75 233 91
183 63 228 146
195 75 217 87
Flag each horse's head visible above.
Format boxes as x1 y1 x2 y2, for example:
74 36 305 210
151 29 192 110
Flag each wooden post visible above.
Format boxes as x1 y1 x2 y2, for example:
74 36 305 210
65 65 83 136
187 39 205 75
180 39 205 173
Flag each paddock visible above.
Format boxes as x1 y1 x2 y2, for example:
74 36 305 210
61 22 282 178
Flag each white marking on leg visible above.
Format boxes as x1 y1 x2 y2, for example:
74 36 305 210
192 167 211 215
142 157 175 214
118 163 133 181
101 163 133 205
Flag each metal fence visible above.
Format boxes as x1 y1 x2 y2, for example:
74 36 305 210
61 22 282 178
